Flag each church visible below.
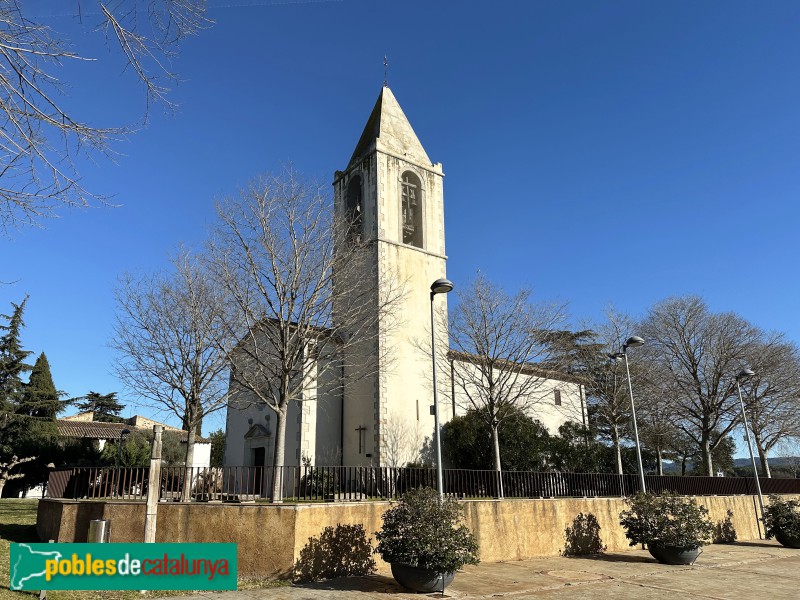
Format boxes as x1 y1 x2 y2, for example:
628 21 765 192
223 86 585 472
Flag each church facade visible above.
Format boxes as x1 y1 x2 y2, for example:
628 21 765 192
224 86 585 471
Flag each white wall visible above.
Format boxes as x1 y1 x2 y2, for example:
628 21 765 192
224 342 342 469
448 357 585 435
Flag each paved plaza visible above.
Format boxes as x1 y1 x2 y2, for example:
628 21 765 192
159 540 800 600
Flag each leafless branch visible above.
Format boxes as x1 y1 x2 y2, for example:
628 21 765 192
639 295 760 476
207 166 404 501
740 333 800 477
446 272 568 488
112 245 235 470
0 0 210 233
0 454 36 495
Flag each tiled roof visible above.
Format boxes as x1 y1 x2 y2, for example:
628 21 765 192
56 420 208 443
57 421 130 439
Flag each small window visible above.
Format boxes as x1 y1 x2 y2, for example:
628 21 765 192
554 389 562 406
400 171 423 248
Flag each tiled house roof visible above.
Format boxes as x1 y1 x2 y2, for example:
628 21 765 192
56 416 208 443
57 421 132 439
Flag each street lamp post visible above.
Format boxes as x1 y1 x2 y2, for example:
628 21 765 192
735 368 765 523
430 278 453 503
611 335 646 494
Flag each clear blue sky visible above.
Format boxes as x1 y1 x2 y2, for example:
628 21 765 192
4 1 800 439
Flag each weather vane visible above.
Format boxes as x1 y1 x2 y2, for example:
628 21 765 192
384 55 389 87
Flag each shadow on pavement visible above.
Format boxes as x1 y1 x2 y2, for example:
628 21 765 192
729 541 781 548
565 552 655 564
297 574 408 595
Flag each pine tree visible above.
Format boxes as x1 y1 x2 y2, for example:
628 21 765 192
0 300 60 496
540 329 605 375
0 297 32 416
10 352 63 495
0 298 33 459
76 391 125 422
20 353 63 419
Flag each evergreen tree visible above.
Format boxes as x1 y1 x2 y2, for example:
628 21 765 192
11 352 64 495
540 329 605 375
0 298 32 417
0 298 33 459
441 407 552 471
20 353 63 419
0 301 65 495
76 391 125 422
209 429 225 467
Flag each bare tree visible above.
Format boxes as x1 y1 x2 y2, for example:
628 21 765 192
635 340 686 477
207 167 403 503
447 273 567 497
637 389 680 476
640 296 759 476
574 309 637 475
740 334 800 477
0 454 34 497
0 1 209 232
775 439 800 478
113 247 234 480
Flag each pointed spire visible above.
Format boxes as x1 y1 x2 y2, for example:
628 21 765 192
348 87 431 168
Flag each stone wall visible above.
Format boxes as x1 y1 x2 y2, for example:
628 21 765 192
37 494 771 578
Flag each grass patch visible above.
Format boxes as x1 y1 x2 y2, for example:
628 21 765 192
0 499 287 599
0 499 39 600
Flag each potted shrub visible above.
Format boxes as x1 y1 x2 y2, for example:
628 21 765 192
375 487 479 593
619 491 714 565
763 495 800 548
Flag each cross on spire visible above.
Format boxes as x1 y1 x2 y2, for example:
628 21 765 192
383 55 389 87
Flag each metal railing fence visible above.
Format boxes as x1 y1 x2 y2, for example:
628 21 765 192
46 465 800 503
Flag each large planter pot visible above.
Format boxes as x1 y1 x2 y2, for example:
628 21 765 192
774 530 800 549
390 563 455 593
647 544 701 565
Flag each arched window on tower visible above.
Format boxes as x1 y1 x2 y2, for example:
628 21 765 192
401 171 423 248
345 175 363 242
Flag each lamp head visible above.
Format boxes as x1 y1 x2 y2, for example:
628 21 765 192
623 336 645 349
736 368 755 381
430 278 454 295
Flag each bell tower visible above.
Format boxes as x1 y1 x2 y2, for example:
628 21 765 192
333 86 448 466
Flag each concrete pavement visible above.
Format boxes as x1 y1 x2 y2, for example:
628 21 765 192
157 540 800 600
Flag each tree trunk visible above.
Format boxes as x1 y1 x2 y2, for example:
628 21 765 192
701 435 714 476
271 406 287 503
491 423 504 499
656 447 664 476
755 438 771 478
0 480 5 498
181 421 197 502
180 399 198 502
612 426 623 475
681 456 687 476
183 399 203 437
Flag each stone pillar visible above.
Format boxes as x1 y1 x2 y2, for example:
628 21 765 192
143 425 163 543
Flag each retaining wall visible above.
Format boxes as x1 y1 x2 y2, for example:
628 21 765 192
36 494 771 577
